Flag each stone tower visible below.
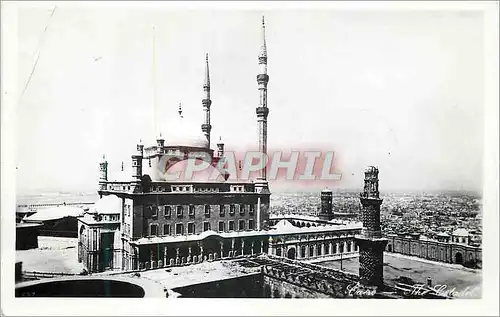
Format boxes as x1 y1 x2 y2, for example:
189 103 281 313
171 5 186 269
98 154 108 191
131 141 144 193
217 136 225 158
355 166 388 288
255 16 271 231
156 133 165 154
319 188 333 220
201 53 212 148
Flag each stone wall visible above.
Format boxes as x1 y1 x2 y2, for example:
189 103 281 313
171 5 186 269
385 235 482 267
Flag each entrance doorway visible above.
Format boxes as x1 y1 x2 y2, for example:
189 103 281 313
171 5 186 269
287 248 296 260
100 232 114 270
455 252 464 264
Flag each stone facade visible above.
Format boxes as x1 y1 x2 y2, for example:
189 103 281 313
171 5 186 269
385 234 482 267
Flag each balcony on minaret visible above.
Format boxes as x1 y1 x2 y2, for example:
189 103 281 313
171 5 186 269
256 107 269 118
202 98 212 108
201 123 212 133
257 74 269 84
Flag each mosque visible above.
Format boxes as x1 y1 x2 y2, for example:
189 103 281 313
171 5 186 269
77 17 376 282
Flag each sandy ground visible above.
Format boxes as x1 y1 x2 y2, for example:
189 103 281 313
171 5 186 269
316 253 482 298
16 237 84 274
134 260 261 289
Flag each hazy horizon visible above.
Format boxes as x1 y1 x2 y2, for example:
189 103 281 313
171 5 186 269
14 5 485 194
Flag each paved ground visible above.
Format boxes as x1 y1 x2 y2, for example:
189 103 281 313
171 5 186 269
316 252 482 298
135 259 261 290
16 237 83 274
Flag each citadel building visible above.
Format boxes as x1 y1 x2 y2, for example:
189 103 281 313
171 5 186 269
77 17 366 276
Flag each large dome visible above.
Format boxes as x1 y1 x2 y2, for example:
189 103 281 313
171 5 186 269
162 108 208 148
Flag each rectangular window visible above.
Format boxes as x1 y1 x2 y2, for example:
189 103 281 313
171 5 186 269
177 205 184 217
239 220 245 231
204 205 211 218
203 222 211 232
230 204 235 215
219 205 225 217
151 206 158 217
175 223 184 235
218 221 225 232
249 219 254 230
249 204 254 215
228 221 235 231
163 224 170 235
150 224 158 236
189 205 195 218
188 223 195 234
239 204 245 215
164 206 171 217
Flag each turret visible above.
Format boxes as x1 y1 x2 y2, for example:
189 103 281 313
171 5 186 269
98 154 108 190
217 136 225 158
201 53 212 148
131 142 143 193
156 133 165 154
137 140 144 156
319 188 333 220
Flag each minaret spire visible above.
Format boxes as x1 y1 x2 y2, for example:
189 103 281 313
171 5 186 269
201 53 212 148
259 16 267 69
256 15 269 181
255 15 271 231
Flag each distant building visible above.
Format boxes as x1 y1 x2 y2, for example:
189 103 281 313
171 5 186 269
22 206 84 238
16 223 41 250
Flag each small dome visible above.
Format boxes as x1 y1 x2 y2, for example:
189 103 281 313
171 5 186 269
452 228 469 237
365 166 378 173
91 195 122 214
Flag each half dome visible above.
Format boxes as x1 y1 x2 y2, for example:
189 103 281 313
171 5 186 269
163 158 226 182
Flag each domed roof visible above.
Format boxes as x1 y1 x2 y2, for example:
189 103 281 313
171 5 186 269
365 166 378 173
452 228 469 237
91 195 122 214
163 158 226 182
162 107 208 149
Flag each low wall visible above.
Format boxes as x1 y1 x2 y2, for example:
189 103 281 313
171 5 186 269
385 236 482 268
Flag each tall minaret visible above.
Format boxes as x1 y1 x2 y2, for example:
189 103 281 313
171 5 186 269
255 16 271 232
256 16 269 181
201 53 212 148
355 166 388 288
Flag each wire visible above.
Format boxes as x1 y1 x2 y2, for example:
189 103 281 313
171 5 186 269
18 5 57 105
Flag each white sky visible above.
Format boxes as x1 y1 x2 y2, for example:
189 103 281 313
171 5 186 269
14 4 485 194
